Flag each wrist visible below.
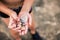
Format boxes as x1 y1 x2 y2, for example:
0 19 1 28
19 11 29 15
9 11 16 16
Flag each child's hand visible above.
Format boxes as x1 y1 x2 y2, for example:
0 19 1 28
8 12 32 36
8 12 18 30
8 16 17 29
8 15 28 35
17 12 32 35
18 12 32 26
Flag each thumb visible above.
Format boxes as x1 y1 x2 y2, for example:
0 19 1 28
11 13 18 20
28 14 32 26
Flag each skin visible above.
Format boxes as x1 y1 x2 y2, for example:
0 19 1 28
0 0 35 40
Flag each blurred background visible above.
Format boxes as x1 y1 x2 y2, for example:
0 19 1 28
0 0 60 40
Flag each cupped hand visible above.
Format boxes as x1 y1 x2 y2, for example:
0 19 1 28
8 12 32 36
17 12 32 35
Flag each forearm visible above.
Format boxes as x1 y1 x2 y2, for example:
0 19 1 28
19 0 34 13
0 2 16 16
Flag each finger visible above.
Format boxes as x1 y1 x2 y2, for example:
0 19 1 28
21 31 25 35
28 14 32 25
19 30 25 36
11 13 18 20
15 27 21 30
19 30 21 35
